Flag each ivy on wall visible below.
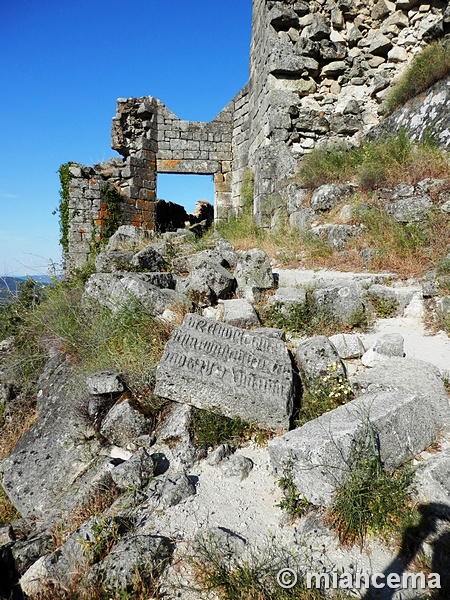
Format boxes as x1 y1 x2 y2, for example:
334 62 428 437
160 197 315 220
57 162 76 256
91 185 125 253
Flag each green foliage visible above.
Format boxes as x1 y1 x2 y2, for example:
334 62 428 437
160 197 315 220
326 420 415 546
436 256 450 276
297 129 449 190
261 292 369 338
2 272 170 405
385 40 450 113
58 162 77 256
190 408 251 449
295 363 354 428
0 277 44 340
369 295 399 319
277 460 311 520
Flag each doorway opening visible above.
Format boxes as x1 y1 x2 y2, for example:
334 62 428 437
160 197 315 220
157 173 214 215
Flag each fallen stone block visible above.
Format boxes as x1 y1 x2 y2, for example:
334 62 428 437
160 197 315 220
154 314 294 431
296 335 346 386
269 389 440 507
221 299 260 328
361 333 405 367
328 333 365 359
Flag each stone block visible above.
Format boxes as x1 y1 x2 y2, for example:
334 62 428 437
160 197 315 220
221 298 260 328
296 335 346 385
154 314 295 431
328 333 365 359
86 371 125 396
269 389 439 506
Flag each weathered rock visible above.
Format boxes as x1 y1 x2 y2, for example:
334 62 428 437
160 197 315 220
110 448 154 490
234 249 275 290
366 31 393 55
268 287 307 317
352 358 450 427
221 299 260 328
269 389 440 506
296 335 346 386
414 449 450 508
206 444 234 466
89 534 173 592
86 371 124 396
289 207 315 232
385 195 432 223
0 357 102 519
145 471 196 510
154 314 294 431
284 184 309 214
328 333 365 359
312 283 365 323
326 224 359 249
106 225 153 252
11 533 54 575
130 244 167 271
187 260 236 306
361 333 405 367
310 184 354 212
100 400 152 447
236 285 263 304
95 251 134 273
219 455 254 481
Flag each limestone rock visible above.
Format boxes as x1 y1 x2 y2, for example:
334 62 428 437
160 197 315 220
187 260 236 306
296 335 346 386
310 184 354 212
145 471 196 510
328 333 365 359
386 195 432 223
268 287 307 314
106 225 153 252
312 283 365 323
130 244 167 271
94 251 134 273
221 299 260 328
361 333 405 367
154 314 294 431
219 455 254 481
234 249 275 290
100 400 152 447
269 389 440 506
86 371 124 396
110 448 154 490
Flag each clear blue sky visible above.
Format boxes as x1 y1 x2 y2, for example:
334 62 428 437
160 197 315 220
0 0 252 276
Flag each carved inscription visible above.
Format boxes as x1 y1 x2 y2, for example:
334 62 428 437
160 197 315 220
155 314 294 430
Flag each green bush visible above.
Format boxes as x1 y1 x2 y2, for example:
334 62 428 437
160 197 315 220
326 420 415 546
385 40 450 114
190 407 251 449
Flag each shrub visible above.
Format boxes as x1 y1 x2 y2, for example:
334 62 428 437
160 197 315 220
385 40 450 114
325 420 415 547
277 460 311 520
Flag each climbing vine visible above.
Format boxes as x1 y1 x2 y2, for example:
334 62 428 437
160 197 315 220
58 162 76 256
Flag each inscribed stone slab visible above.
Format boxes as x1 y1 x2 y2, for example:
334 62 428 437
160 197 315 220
154 314 294 431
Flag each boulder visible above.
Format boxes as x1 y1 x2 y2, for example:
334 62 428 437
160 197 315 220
385 196 432 223
221 299 260 328
130 244 167 271
187 260 236 306
154 314 295 431
296 335 346 386
100 400 152 447
144 471 196 510
414 449 450 508
219 455 254 481
86 371 124 396
310 184 354 212
269 389 440 506
328 333 365 359
312 283 365 323
234 249 275 290
352 358 450 427
106 225 153 252
94 251 134 273
361 333 405 367
110 448 154 491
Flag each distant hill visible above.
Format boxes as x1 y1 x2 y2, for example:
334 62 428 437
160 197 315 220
0 276 52 305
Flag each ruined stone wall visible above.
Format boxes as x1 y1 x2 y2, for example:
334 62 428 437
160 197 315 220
66 0 450 268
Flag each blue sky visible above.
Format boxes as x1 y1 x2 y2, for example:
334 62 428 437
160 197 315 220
0 1 252 276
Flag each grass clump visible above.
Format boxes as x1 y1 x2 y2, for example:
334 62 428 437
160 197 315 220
0 484 19 524
296 363 354 428
298 129 449 190
190 407 253 449
385 40 450 114
277 460 311 520
192 534 338 600
369 295 399 318
325 421 415 547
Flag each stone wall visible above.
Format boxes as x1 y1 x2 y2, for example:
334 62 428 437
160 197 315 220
65 0 450 268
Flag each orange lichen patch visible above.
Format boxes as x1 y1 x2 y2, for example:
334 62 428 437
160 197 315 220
95 203 111 227
158 159 183 171
131 214 143 227
79 229 85 233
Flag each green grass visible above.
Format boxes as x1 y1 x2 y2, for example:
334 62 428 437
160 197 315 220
191 533 345 600
385 40 450 114
297 129 449 190
325 421 415 547
369 295 399 319
190 407 253 449
277 460 311 520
